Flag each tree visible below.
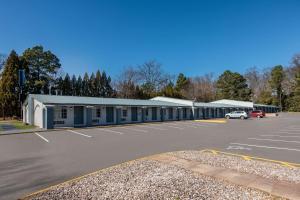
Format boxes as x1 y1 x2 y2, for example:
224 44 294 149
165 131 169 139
287 72 300 111
174 73 189 97
244 67 262 101
0 50 21 118
189 73 216 102
89 73 97 96
269 65 284 107
71 75 77 96
137 60 170 96
95 70 102 97
63 73 72 95
82 72 90 96
216 70 251 101
115 67 141 98
0 54 6 72
75 75 83 96
22 45 61 94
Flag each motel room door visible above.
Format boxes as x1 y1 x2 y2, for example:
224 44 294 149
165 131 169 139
74 106 84 126
131 107 138 122
106 107 114 123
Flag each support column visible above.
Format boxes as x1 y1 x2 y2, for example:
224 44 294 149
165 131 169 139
44 106 54 129
86 107 92 127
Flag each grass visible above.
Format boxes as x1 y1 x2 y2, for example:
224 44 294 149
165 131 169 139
0 120 36 131
12 121 36 130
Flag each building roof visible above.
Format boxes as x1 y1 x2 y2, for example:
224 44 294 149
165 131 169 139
210 99 254 108
26 94 188 107
254 103 278 108
151 96 244 108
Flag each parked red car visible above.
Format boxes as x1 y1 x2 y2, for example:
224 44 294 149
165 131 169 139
250 110 266 118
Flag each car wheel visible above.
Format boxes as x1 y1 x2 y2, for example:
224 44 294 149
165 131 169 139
240 116 245 120
226 115 230 119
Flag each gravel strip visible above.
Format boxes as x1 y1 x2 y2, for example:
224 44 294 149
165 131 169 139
25 160 277 200
168 151 300 184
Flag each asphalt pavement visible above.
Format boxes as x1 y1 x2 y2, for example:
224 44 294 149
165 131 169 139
0 113 299 200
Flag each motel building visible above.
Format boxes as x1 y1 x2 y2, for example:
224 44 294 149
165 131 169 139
23 94 279 129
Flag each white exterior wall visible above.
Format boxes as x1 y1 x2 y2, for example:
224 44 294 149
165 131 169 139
144 107 161 122
33 99 45 128
91 106 117 125
53 106 75 127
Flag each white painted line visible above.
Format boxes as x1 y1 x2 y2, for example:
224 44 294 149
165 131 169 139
280 129 300 132
286 132 300 135
248 137 300 144
117 126 148 133
260 134 300 138
67 130 92 138
137 125 166 130
164 125 184 130
34 132 49 143
101 129 124 135
230 142 300 152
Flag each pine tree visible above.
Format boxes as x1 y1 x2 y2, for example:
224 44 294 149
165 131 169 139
82 73 90 96
56 77 64 95
0 50 21 118
216 70 251 101
76 75 83 96
63 73 72 95
89 73 96 96
22 45 61 94
71 75 77 96
95 70 102 97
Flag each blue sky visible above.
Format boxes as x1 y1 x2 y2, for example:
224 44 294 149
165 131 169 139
1 0 300 78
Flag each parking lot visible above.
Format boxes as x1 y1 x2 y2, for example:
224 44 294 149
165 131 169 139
0 113 300 200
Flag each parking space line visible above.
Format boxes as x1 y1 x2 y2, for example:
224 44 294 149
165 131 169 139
248 137 300 144
260 134 300 138
286 132 300 135
172 122 199 128
101 129 124 135
280 129 300 132
163 125 184 130
117 127 148 133
67 130 92 138
230 142 300 152
34 132 49 143
136 124 166 130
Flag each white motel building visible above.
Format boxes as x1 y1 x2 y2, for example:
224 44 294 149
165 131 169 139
22 94 279 129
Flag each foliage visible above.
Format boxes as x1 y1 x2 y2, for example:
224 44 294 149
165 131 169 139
216 70 251 101
22 45 61 94
0 50 21 118
269 65 284 106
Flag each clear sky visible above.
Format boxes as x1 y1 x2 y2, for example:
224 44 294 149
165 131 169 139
1 0 300 78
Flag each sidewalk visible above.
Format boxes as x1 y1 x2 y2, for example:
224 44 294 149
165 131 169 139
0 128 44 135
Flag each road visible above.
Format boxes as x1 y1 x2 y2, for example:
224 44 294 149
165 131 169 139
0 113 299 200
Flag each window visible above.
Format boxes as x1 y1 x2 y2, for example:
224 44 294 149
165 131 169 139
61 107 67 119
96 108 101 118
122 109 127 117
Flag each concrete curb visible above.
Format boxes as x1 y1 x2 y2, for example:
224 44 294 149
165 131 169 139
149 153 300 200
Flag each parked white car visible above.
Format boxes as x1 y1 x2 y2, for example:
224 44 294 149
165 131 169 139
225 111 248 120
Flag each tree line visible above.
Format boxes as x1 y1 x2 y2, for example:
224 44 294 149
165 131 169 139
1 45 300 119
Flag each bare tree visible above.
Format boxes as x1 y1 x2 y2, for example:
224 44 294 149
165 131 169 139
137 60 170 93
114 67 140 98
244 67 261 101
185 73 216 102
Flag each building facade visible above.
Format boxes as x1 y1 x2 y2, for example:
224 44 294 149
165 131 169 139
23 95 279 129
